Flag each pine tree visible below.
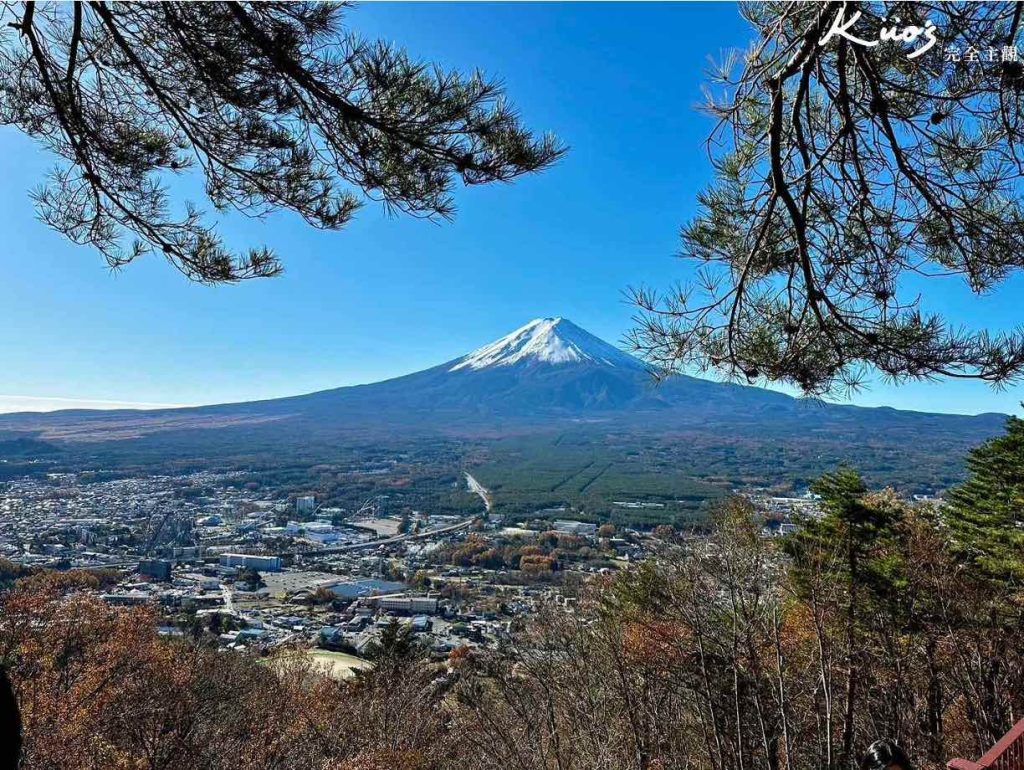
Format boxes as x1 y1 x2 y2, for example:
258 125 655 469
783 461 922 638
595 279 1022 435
0 2 563 283
946 416 1024 585
785 468 904 605
364 618 416 663
630 2 1024 396
784 469 907 768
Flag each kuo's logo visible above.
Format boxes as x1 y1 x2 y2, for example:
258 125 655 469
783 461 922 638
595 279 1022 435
820 8 938 60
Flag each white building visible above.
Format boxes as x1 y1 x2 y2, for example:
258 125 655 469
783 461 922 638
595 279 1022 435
220 553 282 572
373 595 439 614
178 573 220 591
296 495 317 515
553 519 598 537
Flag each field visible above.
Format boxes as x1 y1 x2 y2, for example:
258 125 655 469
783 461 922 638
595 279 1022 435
272 649 372 681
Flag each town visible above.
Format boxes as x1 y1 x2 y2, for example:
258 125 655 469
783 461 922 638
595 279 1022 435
3 467 777 676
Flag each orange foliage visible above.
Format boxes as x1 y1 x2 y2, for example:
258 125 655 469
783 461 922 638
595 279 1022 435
620 618 691 667
2 578 453 770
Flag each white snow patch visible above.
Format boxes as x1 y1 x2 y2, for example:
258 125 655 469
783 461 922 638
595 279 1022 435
449 318 644 372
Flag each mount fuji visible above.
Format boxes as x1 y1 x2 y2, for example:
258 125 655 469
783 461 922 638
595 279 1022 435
449 317 644 372
0 318 1009 485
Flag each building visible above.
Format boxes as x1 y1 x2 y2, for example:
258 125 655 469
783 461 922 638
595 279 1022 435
553 519 599 537
296 495 317 515
327 579 406 600
138 559 172 581
372 595 440 614
317 507 344 522
219 553 282 572
303 521 341 543
101 590 152 606
179 572 220 591
319 626 345 648
235 628 269 644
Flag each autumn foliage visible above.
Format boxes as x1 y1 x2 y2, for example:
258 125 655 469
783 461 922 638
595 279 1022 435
7 484 1024 770
1 574 453 770
455 494 1024 770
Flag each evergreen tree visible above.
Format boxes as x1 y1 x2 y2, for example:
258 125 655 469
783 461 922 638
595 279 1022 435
363 618 417 663
631 2 1024 396
0 2 563 283
946 416 1024 585
784 469 907 768
786 468 904 604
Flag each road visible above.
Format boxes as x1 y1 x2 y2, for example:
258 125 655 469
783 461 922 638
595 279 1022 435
281 516 475 558
221 584 235 614
279 475 490 559
465 472 493 512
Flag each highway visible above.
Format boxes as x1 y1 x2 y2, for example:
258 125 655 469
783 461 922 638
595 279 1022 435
283 472 492 558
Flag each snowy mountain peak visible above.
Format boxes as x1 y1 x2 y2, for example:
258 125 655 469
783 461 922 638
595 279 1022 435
449 317 646 372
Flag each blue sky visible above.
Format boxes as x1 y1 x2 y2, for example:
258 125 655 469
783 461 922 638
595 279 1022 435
1 2 1022 416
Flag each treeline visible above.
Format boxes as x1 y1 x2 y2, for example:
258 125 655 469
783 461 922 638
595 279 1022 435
455 492 1022 769
0 559 121 591
7 418 1024 769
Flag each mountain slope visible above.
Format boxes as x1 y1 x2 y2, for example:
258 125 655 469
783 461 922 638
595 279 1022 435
0 317 1009 449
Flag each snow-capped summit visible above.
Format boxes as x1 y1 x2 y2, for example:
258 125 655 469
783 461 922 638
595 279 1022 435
449 317 645 372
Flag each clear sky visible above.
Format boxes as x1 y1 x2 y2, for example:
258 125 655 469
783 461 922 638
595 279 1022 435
1 2 1022 417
